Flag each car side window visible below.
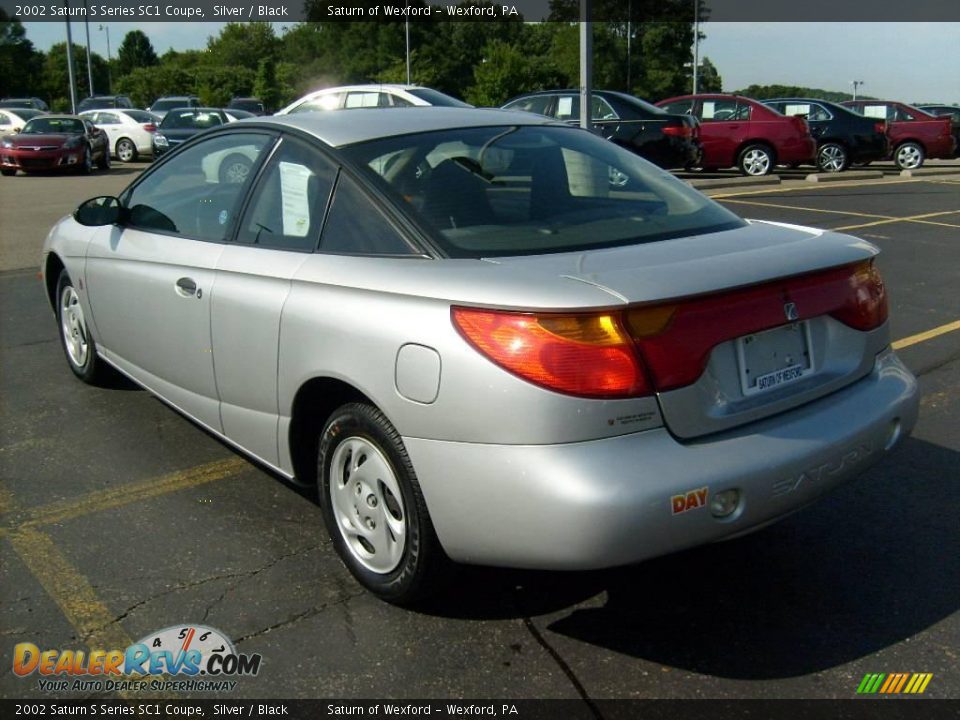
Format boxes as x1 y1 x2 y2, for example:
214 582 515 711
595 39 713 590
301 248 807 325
236 137 337 252
659 99 693 115
345 92 380 109
504 95 551 116
592 97 618 121
122 132 273 242
554 95 580 121
700 100 748 121
98 112 120 125
383 93 412 107
319 174 417 256
0 114 9 126
295 92 343 113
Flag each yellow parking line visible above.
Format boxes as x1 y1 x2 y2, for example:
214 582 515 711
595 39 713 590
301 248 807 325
720 198 890 219
8 526 135 650
892 320 960 350
21 457 248 529
833 210 960 232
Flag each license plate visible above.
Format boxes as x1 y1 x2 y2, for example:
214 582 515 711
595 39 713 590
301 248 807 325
737 323 813 396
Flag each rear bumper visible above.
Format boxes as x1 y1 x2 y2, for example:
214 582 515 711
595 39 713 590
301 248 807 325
406 349 918 569
777 136 818 164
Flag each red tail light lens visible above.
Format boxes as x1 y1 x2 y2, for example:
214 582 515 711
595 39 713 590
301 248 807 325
874 121 887 134
143 123 157 132
451 308 650 398
662 124 693 138
831 261 888 331
454 262 887 398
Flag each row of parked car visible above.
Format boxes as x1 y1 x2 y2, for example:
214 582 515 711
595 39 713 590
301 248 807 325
1 87 957 177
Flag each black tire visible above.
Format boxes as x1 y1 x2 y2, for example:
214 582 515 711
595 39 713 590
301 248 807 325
894 141 924 170
318 402 447 605
78 144 93 174
55 269 109 384
97 144 111 171
115 137 137 163
1 168 15 177
218 153 252 184
737 143 774 176
817 142 849 173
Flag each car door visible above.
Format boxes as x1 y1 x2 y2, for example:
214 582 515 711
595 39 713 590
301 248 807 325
211 135 337 467
92 111 122 150
694 98 751 167
84 131 276 431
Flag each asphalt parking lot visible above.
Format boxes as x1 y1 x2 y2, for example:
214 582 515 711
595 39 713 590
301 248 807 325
1 163 958 705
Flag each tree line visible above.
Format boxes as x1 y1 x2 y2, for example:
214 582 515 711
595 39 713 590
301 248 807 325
1 2 734 112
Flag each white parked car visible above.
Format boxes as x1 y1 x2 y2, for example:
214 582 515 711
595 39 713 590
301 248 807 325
80 109 159 162
0 108 46 137
276 84 471 115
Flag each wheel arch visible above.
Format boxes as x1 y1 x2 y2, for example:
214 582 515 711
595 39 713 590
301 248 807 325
44 252 66 311
288 376 376 487
895 138 926 152
735 139 777 164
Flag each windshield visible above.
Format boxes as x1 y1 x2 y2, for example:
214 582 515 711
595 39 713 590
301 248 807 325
406 88 472 108
160 110 224 130
22 118 84 134
343 125 744 258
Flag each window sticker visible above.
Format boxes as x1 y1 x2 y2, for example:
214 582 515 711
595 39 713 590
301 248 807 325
279 161 313 237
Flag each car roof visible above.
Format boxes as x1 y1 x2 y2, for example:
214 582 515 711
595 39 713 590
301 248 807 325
254 107 561 147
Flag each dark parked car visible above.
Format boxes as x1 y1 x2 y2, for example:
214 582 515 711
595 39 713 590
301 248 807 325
227 97 268 116
152 108 233 156
841 100 956 169
502 90 701 170
0 115 110 175
148 95 201 120
77 95 134 113
762 98 888 172
0 97 49 111
656 94 816 176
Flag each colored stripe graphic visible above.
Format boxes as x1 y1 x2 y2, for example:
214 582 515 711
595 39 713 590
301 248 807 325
857 673 933 695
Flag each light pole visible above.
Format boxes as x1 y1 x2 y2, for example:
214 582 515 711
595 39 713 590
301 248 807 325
99 24 111 94
692 0 700 94
64 5 78 113
851 80 864 101
83 2 94 98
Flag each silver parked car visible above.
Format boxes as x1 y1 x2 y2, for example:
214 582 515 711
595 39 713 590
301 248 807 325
42 108 918 604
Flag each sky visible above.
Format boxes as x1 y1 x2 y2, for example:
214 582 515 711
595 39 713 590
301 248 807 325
21 21 960 104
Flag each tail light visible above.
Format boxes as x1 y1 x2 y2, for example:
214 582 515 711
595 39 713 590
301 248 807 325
662 122 693 138
453 261 887 398
790 116 811 136
874 121 887 135
142 123 157 132
451 308 649 398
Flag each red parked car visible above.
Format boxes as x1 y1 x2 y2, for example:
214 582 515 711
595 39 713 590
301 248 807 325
841 100 956 169
0 115 110 176
656 94 816 176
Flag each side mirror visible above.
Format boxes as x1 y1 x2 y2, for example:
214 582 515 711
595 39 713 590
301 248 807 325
74 196 123 226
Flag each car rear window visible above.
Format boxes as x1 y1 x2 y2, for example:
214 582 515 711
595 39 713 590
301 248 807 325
406 88 472 108
123 110 156 123
342 125 744 258
161 111 224 130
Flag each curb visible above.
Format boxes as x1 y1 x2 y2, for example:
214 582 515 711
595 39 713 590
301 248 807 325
900 167 960 178
687 175 782 190
805 170 884 183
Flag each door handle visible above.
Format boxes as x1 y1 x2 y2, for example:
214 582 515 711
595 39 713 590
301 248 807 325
176 277 198 297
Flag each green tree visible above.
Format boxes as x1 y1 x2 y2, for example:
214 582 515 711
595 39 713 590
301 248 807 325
206 23 278 73
253 58 281 112
116 30 158 77
466 40 560 107
698 56 722 93
0 11 43 98
42 43 110 109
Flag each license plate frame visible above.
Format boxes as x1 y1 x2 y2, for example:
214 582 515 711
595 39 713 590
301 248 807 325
737 322 814 397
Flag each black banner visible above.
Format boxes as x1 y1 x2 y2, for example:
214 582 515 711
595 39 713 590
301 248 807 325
1 699 959 720
3 0 960 22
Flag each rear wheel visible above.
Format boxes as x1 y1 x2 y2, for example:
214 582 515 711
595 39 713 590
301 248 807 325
56 269 109 384
817 142 848 172
737 144 774 176
318 402 447 605
894 142 924 170
115 137 137 163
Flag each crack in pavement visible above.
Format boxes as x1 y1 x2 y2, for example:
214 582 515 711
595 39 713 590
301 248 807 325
232 590 367 645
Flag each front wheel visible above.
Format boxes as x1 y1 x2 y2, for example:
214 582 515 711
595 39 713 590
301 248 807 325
97 145 111 171
219 153 252 184
78 145 93 174
318 402 447 604
895 142 924 170
737 144 774 176
817 142 848 172
56 269 109 384
1 168 15 177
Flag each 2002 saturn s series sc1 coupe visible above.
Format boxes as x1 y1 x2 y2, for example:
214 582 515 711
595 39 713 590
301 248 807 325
42 108 919 604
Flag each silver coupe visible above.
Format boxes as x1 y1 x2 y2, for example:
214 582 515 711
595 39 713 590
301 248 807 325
42 108 919 603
